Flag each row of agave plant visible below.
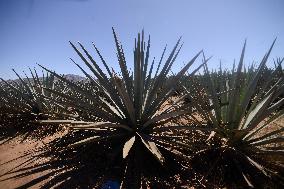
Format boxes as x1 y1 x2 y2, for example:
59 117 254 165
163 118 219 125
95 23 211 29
0 29 283 188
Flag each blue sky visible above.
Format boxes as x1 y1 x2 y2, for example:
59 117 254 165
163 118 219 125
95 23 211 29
0 0 283 79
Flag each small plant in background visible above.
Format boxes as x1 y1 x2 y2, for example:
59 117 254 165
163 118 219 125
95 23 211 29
0 69 75 142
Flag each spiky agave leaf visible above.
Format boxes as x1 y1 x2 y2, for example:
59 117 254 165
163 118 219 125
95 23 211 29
188 40 284 187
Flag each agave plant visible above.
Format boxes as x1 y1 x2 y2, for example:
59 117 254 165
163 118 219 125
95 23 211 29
188 40 284 188
0 29 206 188
0 69 75 142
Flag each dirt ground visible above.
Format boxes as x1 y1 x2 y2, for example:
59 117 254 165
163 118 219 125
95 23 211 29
0 138 47 189
0 130 66 189
0 118 283 189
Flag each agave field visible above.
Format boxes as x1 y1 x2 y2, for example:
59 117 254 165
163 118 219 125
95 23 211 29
0 29 283 188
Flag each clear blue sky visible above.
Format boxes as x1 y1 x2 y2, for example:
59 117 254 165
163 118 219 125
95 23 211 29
0 0 283 79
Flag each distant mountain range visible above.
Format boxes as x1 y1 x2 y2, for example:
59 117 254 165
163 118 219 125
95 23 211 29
3 74 87 83
61 74 86 82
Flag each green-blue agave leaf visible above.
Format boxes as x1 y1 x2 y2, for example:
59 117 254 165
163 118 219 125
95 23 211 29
113 72 136 126
138 133 165 164
247 126 284 144
69 122 132 132
243 92 273 129
238 39 276 127
227 40 246 128
112 27 133 97
123 136 136 159
251 136 284 146
92 42 112 77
